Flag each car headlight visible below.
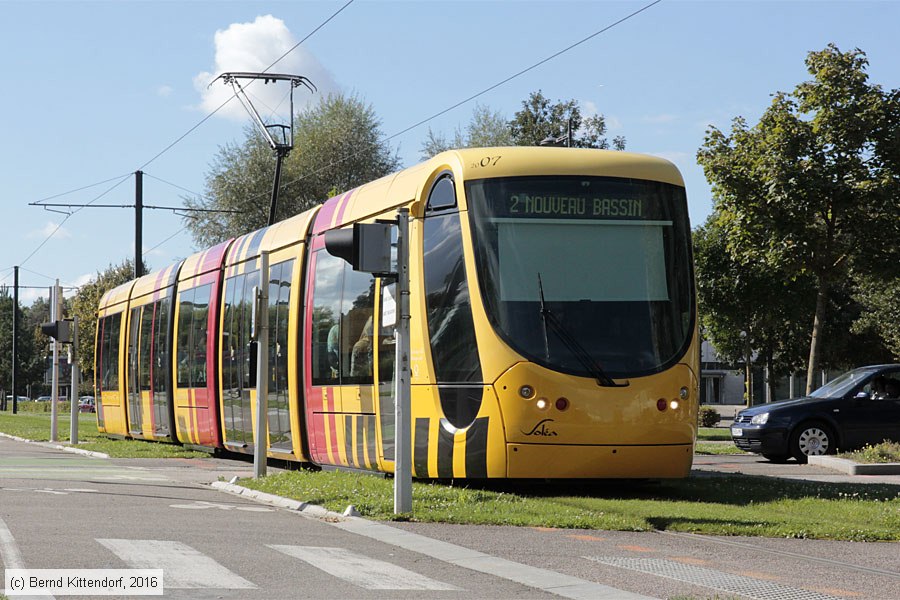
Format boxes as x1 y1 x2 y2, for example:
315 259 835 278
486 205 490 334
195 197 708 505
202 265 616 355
750 412 769 425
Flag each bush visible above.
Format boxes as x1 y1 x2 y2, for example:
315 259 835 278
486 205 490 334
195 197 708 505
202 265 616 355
698 406 720 428
839 441 900 463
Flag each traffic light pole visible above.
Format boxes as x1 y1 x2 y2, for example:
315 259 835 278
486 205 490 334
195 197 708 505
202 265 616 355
70 316 79 445
253 251 270 479
394 208 412 514
11 266 19 414
50 281 61 442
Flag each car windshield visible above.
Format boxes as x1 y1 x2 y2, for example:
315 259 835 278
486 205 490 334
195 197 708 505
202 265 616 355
809 367 882 398
466 175 694 378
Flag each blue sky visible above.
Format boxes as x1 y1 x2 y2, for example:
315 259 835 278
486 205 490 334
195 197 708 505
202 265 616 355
1 0 897 304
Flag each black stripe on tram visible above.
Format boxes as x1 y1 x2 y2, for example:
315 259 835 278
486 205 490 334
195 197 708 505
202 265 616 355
414 418 430 477
344 415 354 467
437 421 454 479
366 415 377 470
355 415 366 469
465 417 489 478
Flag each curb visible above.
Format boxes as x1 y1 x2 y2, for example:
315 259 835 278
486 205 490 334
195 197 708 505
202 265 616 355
0 431 109 459
808 455 900 475
210 480 343 520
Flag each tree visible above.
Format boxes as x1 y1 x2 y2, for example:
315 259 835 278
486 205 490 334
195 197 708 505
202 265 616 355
420 104 513 160
693 218 813 403
186 93 401 247
852 274 900 360
0 289 44 400
69 260 136 393
509 90 625 149
697 45 900 393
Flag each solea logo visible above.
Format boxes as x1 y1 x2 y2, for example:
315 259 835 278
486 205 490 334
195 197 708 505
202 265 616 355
522 419 558 437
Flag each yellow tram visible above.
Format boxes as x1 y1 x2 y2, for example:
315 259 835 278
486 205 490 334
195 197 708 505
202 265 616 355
96 147 698 478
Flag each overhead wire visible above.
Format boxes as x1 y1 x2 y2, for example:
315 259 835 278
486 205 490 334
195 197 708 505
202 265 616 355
243 0 665 203
18 0 356 270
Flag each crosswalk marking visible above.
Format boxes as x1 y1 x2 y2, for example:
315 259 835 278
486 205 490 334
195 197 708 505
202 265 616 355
269 545 461 591
97 539 256 590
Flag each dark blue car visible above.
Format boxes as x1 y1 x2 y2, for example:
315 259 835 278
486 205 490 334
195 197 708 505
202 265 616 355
731 365 900 463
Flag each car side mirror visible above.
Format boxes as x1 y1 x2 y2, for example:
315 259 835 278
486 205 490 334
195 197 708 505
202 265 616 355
854 391 870 399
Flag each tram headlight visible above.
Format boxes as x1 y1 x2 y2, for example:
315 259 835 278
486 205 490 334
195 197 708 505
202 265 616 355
535 398 549 410
670 400 679 410
519 385 535 399
679 386 689 400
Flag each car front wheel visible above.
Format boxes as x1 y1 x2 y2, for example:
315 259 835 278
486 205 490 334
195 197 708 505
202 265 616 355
789 422 835 463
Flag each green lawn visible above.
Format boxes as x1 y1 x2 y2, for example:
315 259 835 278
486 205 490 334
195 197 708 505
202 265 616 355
698 427 733 441
0 412 207 458
240 467 900 542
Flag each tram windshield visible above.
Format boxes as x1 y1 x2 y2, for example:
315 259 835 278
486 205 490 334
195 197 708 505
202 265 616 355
466 175 694 378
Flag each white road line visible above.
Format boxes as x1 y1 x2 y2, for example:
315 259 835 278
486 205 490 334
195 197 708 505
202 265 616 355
269 545 460 590
96 539 256 590
331 519 657 600
0 516 54 600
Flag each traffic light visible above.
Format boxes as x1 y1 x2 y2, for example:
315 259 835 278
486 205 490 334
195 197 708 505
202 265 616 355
41 319 73 343
324 222 394 275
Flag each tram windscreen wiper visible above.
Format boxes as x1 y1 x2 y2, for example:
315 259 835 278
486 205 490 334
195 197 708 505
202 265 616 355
537 274 628 388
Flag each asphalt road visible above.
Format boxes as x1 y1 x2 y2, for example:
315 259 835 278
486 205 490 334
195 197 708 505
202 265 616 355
1 436 898 600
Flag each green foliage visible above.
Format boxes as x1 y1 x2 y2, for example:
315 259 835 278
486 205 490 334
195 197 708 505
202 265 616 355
509 90 625 149
420 103 513 159
419 92 625 159
185 93 401 246
0 289 45 397
69 260 138 393
698 406 720 428
696 45 900 387
851 274 900 360
839 441 900 464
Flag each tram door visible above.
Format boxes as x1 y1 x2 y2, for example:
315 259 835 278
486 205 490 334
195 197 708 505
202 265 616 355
375 280 397 464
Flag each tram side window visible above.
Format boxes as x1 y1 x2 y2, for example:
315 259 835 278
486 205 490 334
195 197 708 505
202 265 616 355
423 202 481 383
341 267 375 385
311 249 375 386
176 284 212 388
268 259 294 449
100 313 122 391
152 297 170 402
138 305 153 391
177 288 194 387
312 251 345 385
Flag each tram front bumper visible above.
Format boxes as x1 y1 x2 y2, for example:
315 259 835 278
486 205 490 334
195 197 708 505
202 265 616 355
506 442 694 478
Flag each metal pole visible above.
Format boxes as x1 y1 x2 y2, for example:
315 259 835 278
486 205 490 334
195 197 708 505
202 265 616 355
267 151 285 226
253 251 270 478
135 170 144 278
50 281 60 442
11 266 19 414
70 316 79 445
394 208 412 514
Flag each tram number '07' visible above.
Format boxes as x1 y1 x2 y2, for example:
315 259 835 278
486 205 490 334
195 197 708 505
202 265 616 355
471 155 502 169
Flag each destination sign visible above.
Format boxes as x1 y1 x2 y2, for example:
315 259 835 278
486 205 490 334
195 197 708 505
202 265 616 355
507 194 644 218
466 176 683 222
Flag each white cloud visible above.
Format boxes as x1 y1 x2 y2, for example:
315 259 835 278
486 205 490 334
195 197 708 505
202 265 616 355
580 100 623 131
194 15 339 121
30 221 72 240
157 85 174 97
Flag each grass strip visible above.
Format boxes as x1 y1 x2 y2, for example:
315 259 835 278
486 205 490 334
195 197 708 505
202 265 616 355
240 468 900 542
0 413 207 458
